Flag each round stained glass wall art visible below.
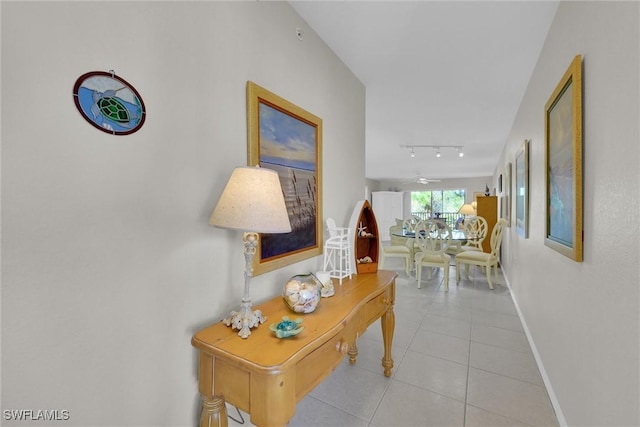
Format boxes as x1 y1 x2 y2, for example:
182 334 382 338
73 71 146 135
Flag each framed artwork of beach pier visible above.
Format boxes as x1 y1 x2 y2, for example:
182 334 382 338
247 81 323 275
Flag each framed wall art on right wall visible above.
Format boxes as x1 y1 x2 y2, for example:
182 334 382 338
515 139 529 238
544 54 583 261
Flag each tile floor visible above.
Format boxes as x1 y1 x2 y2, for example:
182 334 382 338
227 258 559 427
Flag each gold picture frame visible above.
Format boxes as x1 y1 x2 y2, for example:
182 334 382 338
247 81 323 275
515 139 530 238
544 55 583 261
502 162 512 227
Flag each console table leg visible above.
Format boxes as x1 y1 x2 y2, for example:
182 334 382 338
200 395 228 427
348 341 359 365
381 298 395 377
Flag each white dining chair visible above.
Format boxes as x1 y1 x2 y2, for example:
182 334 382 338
462 216 488 252
414 219 452 290
380 224 412 275
447 216 489 255
455 218 507 290
403 216 423 263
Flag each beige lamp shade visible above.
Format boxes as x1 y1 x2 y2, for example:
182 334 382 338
458 203 476 215
209 166 292 233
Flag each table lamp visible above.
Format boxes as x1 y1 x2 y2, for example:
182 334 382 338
209 166 292 338
458 203 476 216
458 203 476 226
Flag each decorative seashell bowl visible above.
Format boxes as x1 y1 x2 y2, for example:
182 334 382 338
282 273 322 314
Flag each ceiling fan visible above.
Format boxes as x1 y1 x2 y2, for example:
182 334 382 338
397 174 441 185
415 176 441 184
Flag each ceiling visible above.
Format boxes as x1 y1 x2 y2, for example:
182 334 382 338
290 1 559 184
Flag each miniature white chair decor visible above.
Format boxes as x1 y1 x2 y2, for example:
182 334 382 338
322 218 353 285
414 219 452 290
380 225 412 275
455 218 507 290
446 216 489 255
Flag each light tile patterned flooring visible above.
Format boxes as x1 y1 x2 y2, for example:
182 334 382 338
227 258 559 427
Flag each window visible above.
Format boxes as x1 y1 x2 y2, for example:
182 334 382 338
410 189 465 224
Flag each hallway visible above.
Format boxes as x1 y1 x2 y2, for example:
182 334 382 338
290 259 557 427
229 259 558 426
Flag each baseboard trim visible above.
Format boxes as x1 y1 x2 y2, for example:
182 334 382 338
501 269 568 427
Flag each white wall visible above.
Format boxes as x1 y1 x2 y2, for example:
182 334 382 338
1 2 365 426
497 2 639 426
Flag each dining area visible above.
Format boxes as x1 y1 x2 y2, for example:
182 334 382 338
380 211 507 291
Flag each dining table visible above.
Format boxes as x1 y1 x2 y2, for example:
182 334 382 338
391 229 476 270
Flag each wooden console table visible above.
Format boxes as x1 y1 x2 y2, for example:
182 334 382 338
192 270 396 427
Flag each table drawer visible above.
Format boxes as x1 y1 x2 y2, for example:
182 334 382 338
294 322 357 400
360 288 391 331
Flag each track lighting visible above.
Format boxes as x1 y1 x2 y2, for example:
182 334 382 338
400 144 465 159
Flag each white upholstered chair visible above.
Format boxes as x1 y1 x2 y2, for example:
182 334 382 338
323 218 353 284
402 215 421 233
389 219 407 246
461 216 488 252
380 224 412 275
447 216 489 255
403 215 424 262
455 218 507 290
414 219 452 290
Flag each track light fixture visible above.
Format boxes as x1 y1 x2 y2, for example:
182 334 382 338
400 144 464 159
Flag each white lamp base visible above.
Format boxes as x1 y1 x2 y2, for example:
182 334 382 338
223 300 266 339
221 232 266 339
